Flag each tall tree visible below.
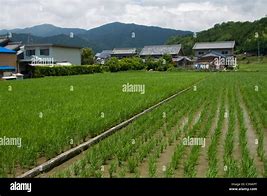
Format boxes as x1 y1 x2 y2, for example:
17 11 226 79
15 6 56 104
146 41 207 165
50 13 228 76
81 48 94 65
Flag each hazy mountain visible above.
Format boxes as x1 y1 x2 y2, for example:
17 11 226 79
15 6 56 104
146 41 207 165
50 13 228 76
0 22 192 52
0 24 87 37
80 22 192 50
9 33 96 49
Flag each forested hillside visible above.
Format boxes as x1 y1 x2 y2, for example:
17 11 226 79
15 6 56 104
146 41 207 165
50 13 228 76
167 17 267 56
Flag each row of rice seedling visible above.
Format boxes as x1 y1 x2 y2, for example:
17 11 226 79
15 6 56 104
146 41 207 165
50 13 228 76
235 86 258 177
223 83 240 177
183 87 218 177
206 86 226 178
237 73 267 176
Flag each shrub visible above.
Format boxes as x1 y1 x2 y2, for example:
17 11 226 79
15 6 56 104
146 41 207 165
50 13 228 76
131 57 145 70
105 58 121 72
144 58 159 70
120 58 132 71
144 57 173 71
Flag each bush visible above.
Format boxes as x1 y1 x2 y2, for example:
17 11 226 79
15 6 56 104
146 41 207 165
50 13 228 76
105 57 145 72
30 65 103 78
144 58 159 70
120 58 132 71
30 56 175 78
144 57 173 71
131 57 145 70
105 58 121 72
120 57 145 71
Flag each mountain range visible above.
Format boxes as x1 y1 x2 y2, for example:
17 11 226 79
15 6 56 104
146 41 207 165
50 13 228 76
0 23 192 52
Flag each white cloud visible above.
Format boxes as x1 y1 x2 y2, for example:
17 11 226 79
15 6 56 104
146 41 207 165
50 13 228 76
0 0 266 31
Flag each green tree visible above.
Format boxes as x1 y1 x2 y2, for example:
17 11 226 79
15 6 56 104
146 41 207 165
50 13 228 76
81 48 95 65
162 54 173 63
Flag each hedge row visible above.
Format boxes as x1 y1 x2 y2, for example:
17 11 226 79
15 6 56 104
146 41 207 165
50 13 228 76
105 57 174 72
29 57 176 78
29 65 103 78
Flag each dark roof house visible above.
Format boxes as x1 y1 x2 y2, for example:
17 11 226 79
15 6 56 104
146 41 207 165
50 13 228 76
96 50 112 59
193 41 235 58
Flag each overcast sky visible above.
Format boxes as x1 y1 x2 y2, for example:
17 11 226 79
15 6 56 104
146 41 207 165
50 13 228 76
0 0 266 31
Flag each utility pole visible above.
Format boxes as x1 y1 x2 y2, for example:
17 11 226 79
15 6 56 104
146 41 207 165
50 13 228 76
258 39 260 62
255 32 260 63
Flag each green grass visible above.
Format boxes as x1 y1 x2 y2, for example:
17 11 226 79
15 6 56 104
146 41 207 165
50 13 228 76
237 55 267 72
239 63 267 72
0 71 207 177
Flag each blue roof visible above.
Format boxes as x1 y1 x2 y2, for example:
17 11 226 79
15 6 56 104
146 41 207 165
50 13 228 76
0 47 16 54
0 66 16 70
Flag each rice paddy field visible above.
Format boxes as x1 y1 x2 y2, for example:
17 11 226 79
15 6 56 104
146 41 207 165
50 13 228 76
0 71 206 177
0 68 266 178
49 71 267 178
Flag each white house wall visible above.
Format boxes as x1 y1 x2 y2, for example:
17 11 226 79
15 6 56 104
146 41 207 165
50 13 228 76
24 46 81 65
51 47 81 65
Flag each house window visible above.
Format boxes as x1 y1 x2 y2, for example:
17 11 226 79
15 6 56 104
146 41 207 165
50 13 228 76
222 51 229 55
40 49 50 56
26 49 35 56
198 51 204 55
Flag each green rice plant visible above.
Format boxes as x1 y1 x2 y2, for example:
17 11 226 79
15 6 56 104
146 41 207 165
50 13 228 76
148 156 157 177
127 156 138 173
108 160 118 178
165 165 174 178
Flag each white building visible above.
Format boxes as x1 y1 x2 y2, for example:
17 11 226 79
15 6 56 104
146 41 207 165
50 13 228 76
22 44 82 65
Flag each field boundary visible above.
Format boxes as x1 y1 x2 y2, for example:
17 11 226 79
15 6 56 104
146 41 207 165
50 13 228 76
18 78 206 178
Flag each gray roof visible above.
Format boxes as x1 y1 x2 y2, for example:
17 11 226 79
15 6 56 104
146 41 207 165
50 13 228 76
112 48 137 55
193 41 235 50
140 45 181 56
96 50 112 59
5 42 22 51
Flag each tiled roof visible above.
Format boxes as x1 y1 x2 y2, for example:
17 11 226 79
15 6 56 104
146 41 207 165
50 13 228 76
96 50 112 59
140 45 181 56
193 41 235 50
112 48 137 55
5 42 22 51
